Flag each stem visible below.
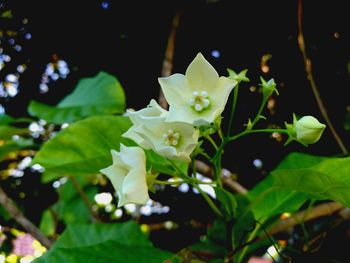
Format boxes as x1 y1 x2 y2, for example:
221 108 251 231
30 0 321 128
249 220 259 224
193 184 223 217
251 96 269 128
226 83 240 137
168 159 189 180
0 186 52 248
297 0 348 154
158 9 181 109
236 224 260 263
230 129 288 141
69 176 100 222
155 179 214 185
205 135 219 150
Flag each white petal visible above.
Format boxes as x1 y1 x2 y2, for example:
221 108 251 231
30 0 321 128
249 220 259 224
122 127 146 147
120 144 146 169
166 105 212 125
100 165 126 195
127 99 167 125
119 168 149 207
185 53 219 91
158 74 191 107
210 76 236 114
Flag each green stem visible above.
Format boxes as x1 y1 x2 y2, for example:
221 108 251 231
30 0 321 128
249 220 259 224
205 135 219 150
236 224 260 262
193 184 223 217
155 179 215 186
198 151 213 162
168 159 188 179
226 83 239 137
251 96 269 128
230 129 288 141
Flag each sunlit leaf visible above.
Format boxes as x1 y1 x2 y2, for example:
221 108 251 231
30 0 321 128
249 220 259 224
28 71 126 124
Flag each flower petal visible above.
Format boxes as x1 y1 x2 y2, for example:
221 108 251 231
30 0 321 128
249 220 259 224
100 165 126 195
166 105 214 126
211 76 236 112
119 144 146 169
123 127 145 146
185 53 219 91
158 74 191 106
120 168 149 207
127 99 168 125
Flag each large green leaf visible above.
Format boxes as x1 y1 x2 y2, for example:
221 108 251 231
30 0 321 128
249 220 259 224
34 240 174 263
248 152 328 221
28 71 126 124
55 221 152 248
271 157 350 207
32 115 188 182
34 222 175 263
32 116 132 182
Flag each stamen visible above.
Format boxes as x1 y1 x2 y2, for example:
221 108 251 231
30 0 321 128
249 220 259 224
189 90 211 112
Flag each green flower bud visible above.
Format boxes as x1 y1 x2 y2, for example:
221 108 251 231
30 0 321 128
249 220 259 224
295 115 326 145
227 68 250 83
260 77 279 99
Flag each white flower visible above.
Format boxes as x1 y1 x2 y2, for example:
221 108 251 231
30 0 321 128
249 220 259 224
132 118 199 162
158 53 237 126
100 144 149 207
295 116 326 145
123 99 168 148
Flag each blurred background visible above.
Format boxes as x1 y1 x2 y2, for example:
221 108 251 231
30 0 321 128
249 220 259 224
1 0 350 262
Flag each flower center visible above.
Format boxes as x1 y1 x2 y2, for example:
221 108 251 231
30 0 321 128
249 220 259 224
162 129 181 146
189 91 210 112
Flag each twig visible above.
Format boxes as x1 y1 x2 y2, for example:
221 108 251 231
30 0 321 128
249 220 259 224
69 176 100 222
267 201 344 236
0 186 52 248
159 9 181 109
195 160 248 194
297 0 348 154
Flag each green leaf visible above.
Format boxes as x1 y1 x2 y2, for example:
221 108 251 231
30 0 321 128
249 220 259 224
55 221 152 248
144 149 188 177
0 114 14 125
248 152 328 221
32 116 132 182
32 115 187 182
28 71 126 124
271 156 350 207
34 222 175 263
0 125 28 140
214 188 237 219
0 138 34 161
34 240 174 263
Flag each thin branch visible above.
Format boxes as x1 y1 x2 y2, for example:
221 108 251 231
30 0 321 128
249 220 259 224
69 176 100 222
0 186 52 248
267 201 344 236
195 160 248 194
297 0 348 154
159 9 181 109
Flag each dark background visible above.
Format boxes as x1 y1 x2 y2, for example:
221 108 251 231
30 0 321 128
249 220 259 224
1 0 350 260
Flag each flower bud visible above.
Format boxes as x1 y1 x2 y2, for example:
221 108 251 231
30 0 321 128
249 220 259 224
295 115 326 145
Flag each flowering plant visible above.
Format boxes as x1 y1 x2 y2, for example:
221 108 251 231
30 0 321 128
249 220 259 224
3 53 350 263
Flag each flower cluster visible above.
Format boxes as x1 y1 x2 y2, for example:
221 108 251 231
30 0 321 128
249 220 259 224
100 52 326 207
